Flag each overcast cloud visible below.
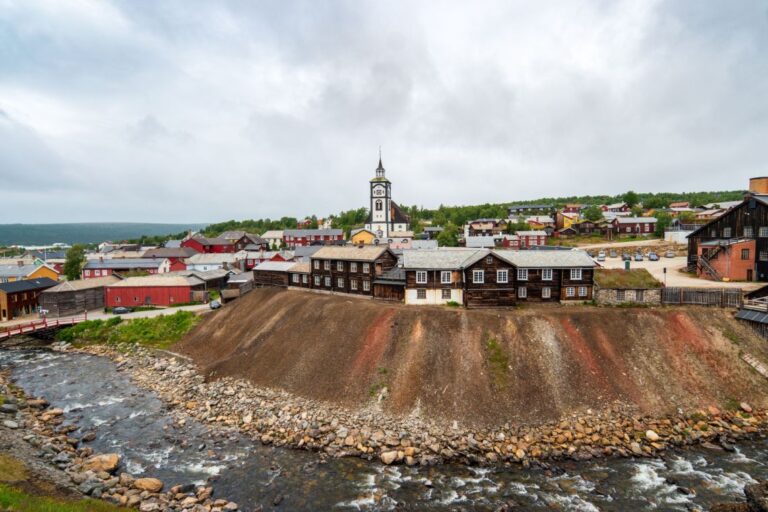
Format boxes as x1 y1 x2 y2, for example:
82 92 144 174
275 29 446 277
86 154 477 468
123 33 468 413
1 0 767 223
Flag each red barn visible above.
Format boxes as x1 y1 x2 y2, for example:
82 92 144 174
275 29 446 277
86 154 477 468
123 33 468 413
181 235 236 254
104 276 203 308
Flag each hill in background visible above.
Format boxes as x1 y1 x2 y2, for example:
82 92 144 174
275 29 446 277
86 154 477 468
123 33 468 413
0 223 208 246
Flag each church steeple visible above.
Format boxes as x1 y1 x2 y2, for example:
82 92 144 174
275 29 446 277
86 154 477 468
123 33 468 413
376 148 385 178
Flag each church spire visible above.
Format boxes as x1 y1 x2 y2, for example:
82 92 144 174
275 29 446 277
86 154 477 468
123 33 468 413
376 147 385 178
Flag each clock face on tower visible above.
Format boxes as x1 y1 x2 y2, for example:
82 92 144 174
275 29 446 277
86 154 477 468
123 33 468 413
372 186 385 197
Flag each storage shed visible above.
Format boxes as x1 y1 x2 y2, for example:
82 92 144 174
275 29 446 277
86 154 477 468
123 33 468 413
39 276 120 317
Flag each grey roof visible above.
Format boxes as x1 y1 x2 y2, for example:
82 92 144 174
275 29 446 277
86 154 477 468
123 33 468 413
374 266 406 284
43 276 121 292
83 258 166 270
312 245 391 262
284 229 343 237
0 264 46 279
736 308 768 325
164 240 182 248
508 204 554 210
410 240 439 250
253 261 299 272
614 217 658 224
402 248 487 270
227 273 254 283
515 230 548 236
465 236 499 248
494 249 597 268
142 247 197 258
165 269 231 282
0 277 58 294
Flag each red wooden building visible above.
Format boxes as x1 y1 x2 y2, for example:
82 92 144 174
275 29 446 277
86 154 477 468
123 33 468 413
283 229 344 248
515 231 548 248
82 258 170 279
181 235 237 254
104 276 203 308
142 247 197 272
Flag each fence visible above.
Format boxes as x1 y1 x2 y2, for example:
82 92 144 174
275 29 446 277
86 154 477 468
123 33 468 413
661 287 742 308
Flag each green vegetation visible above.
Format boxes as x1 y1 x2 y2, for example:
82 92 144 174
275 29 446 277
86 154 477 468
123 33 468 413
594 269 663 289
57 311 200 349
445 301 461 308
722 329 742 345
0 484 120 512
0 454 27 483
485 336 509 388
583 205 604 222
63 245 86 281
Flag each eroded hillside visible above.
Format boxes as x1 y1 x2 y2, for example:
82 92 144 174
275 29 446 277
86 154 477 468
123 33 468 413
176 288 768 427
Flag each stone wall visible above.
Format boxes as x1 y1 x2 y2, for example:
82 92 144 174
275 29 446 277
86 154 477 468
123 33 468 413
594 287 662 305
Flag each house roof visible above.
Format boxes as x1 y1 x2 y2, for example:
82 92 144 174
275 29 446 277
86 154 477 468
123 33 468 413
311 245 392 262
185 235 234 247
0 277 59 294
186 253 241 265
288 262 311 273
614 217 658 224
26 250 67 260
43 276 121 293
594 269 662 289
227 273 254 283
515 231 548 236
374 266 406 285
402 248 487 270
284 228 343 237
83 258 166 270
508 204 553 210
465 236 498 248
108 276 202 288
219 231 262 242
164 240 182 248
165 269 231 282
142 247 197 259
388 231 414 238
260 230 284 239
494 249 597 268
410 240 439 250
526 216 555 224
254 261 299 272
0 263 54 279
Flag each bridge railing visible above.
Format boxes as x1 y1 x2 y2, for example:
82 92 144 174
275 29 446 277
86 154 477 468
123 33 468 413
0 313 88 340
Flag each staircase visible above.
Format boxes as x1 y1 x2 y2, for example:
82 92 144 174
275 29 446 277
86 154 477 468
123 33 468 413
697 246 722 281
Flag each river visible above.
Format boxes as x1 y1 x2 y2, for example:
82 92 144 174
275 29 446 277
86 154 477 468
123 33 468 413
1 348 764 511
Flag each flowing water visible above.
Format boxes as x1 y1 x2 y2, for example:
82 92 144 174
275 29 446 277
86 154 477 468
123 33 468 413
1 348 766 511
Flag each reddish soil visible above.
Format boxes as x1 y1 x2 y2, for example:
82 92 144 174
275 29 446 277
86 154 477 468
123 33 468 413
176 289 768 427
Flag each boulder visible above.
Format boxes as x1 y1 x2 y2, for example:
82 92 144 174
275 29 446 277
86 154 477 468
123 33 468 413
380 451 398 465
133 477 163 493
740 402 753 414
645 430 660 442
745 481 768 512
84 453 120 473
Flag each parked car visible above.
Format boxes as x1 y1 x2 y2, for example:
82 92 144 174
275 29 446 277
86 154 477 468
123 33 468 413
622 252 631 261
648 252 659 261
609 250 618 258
634 253 644 262
597 251 606 262
665 250 676 258
112 307 132 315
209 300 222 310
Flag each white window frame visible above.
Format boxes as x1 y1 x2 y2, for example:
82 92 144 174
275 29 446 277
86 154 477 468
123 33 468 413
350 279 358 291
440 271 451 284
616 289 626 301
314 276 321 286
760 227 768 238
517 268 528 281
302 275 308 284
472 270 485 284
723 227 732 238
84 269 91 277
518 286 527 298
744 226 754 237
497 269 508 283
570 268 582 280
578 286 587 297
542 287 551 299
416 271 428 284
485 256 493 264
323 260 330 271
337 261 344 271
292 274 299 283
566 287 576 298
363 280 370 291
324 277 331 287
362 263 370 274
337 277 344 288
350 262 358 273
542 268 553 281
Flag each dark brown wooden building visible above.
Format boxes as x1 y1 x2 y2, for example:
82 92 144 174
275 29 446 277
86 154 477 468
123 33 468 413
253 261 295 288
0 277 58 321
39 275 120 317
288 262 311 288
310 246 397 297
495 250 596 302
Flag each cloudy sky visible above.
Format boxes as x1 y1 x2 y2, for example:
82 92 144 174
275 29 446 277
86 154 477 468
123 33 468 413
1 1 767 223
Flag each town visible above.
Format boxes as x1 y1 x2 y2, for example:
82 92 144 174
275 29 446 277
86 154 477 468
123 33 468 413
0 159 762 338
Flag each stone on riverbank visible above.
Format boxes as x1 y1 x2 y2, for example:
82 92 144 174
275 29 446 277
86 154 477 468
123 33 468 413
134 477 164 492
83 453 120 473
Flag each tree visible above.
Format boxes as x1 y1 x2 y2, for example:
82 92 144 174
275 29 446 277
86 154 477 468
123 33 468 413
654 211 672 237
583 206 604 222
622 190 640 208
631 205 644 217
63 245 86 281
678 211 697 224
436 223 460 247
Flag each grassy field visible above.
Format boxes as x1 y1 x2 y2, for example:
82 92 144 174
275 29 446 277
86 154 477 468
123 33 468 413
56 311 200 349
594 268 663 289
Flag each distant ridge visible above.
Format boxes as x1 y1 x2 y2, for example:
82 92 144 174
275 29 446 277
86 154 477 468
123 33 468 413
0 223 208 246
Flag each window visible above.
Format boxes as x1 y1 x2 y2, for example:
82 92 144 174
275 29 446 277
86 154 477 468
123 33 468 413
417 289 427 299
314 276 321 286
350 262 358 273
761 251 768 262
542 268 553 281
760 227 768 238
566 287 575 298
363 280 370 291
363 263 370 274
292 274 299 283
517 268 528 281
518 287 527 298
723 227 732 238
578 286 587 297
416 271 428 284
350 279 358 290
441 289 451 300
324 260 330 271
302 275 308 284
485 256 493 264
441 271 451 284
744 226 754 237
497 269 508 283
570 269 582 280
636 290 644 302
542 287 551 299
94 270 101 277
84 270 90 277
742 249 751 260
115 297 121 303
376 200 383 211
710 229 717 237
617 290 626 301
337 278 344 288
336 261 344 271
324 277 331 287
472 270 485 283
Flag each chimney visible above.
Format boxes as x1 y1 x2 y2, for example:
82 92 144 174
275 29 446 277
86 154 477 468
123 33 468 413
17 260 23 267
749 177 768 196
99 256 104 263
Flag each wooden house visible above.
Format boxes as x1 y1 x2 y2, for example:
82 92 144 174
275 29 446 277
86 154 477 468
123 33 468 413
39 276 120 317
253 261 296 288
0 262 59 284
0 277 58 321
309 245 397 296
508 204 554 216
516 231 549 248
350 228 377 246
602 202 629 213
181 235 237 254
612 217 657 236
495 250 596 302
287 262 311 288
462 251 517 308
104 276 204 308
283 229 344 248
142 247 197 272
401 248 483 305
82 258 170 279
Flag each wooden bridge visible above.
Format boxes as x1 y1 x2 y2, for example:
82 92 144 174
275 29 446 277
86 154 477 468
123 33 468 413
0 314 88 342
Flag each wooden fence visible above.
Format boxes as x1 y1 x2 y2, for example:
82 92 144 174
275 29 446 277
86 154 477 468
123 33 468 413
661 287 743 308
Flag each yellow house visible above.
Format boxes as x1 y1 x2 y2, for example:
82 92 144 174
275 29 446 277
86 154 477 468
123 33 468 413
0 263 59 283
350 228 377 245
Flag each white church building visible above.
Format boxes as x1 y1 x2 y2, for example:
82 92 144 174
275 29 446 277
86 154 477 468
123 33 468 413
364 157 410 241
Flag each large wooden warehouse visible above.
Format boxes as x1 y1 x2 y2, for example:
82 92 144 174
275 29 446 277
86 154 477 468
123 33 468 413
39 276 120 317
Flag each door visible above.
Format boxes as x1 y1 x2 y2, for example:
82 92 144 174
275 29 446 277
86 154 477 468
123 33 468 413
748 269 754 281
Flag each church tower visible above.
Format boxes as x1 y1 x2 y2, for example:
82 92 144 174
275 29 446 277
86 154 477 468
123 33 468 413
365 156 393 239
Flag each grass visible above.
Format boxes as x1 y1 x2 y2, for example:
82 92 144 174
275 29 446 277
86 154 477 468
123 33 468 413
445 301 461 308
57 311 200 350
594 269 663 289
0 484 120 512
485 336 509 388
723 329 742 345
0 455 27 483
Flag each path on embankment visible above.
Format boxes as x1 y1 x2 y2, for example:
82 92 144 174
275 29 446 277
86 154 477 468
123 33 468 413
177 288 768 427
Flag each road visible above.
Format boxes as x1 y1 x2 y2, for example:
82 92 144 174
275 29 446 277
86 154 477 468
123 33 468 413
0 304 213 330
